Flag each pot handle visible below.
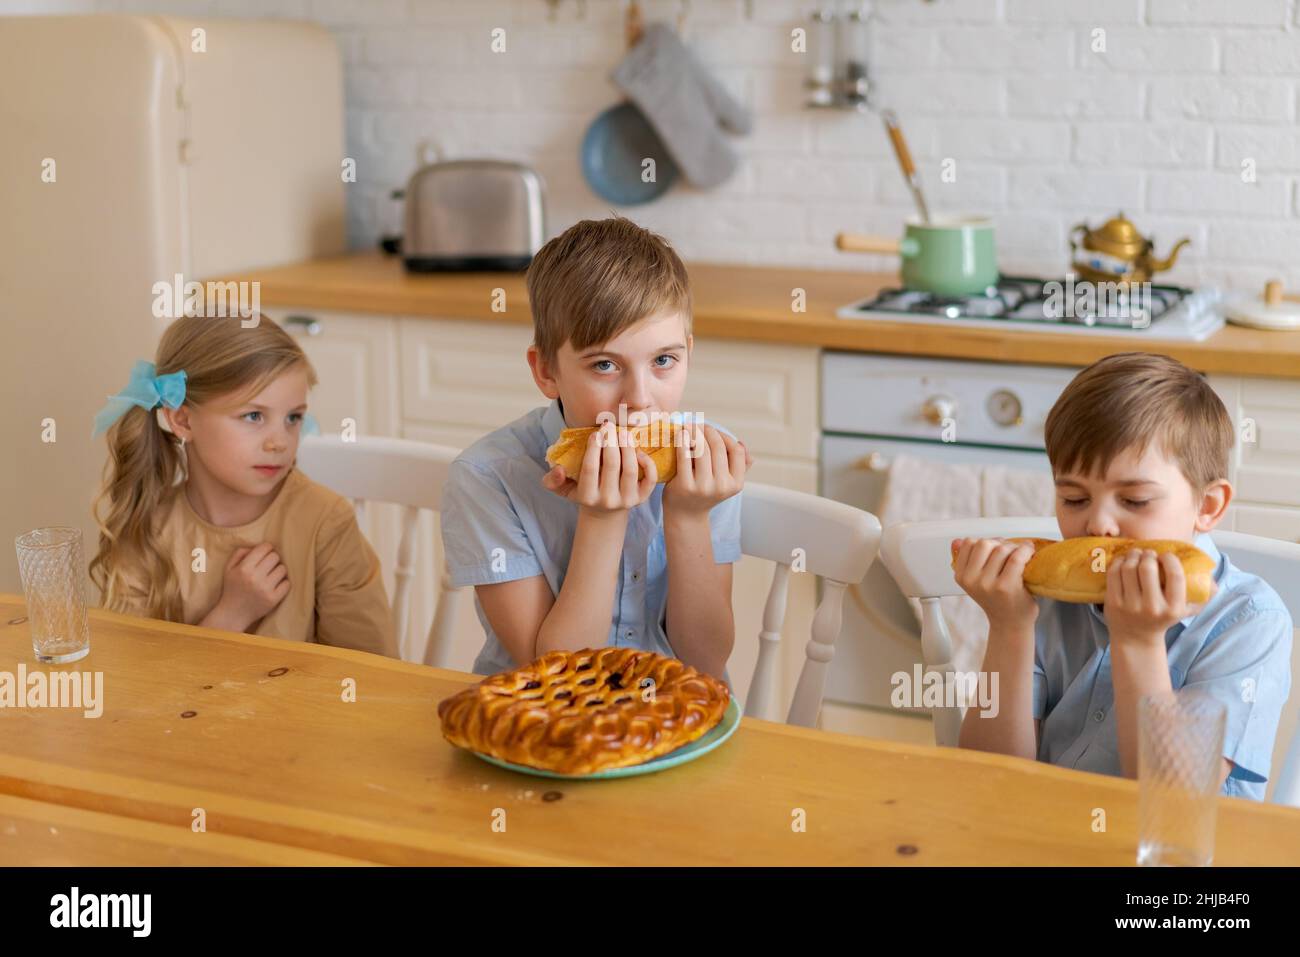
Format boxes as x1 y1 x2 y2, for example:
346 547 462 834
835 232 903 256
1068 223 1088 253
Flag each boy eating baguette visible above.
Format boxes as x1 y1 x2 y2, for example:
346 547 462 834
440 216 750 681
953 352 1291 800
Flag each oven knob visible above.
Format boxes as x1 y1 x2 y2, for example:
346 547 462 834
987 389 1024 427
921 395 957 426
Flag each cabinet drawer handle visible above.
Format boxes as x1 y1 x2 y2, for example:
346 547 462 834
853 452 890 472
284 315 322 336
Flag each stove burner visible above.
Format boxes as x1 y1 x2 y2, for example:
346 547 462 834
861 276 1195 331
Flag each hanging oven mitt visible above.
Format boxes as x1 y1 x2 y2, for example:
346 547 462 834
611 22 754 189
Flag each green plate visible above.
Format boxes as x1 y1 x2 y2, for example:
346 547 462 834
468 699 741 780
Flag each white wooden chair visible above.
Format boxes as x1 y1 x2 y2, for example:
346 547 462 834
879 517 1300 807
739 483 881 727
297 434 462 666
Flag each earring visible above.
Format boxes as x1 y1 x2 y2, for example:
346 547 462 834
178 435 187 450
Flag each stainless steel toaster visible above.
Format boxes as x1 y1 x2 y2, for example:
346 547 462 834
402 159 546 272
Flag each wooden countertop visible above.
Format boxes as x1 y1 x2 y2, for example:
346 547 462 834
211 251 1300 378
4 597 1299 866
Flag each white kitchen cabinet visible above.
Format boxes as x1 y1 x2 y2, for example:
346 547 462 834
398 316 821 462
400 318 540 446
275 308 401 439
680 338 820 460
1210 372 1300 522
1231 505 1300 545
1234 378 1300 507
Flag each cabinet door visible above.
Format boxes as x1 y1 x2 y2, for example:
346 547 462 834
400 318 540 432
1210 374 1300 508
274 308 400 439
1230 505 1300 545
680 338 820 461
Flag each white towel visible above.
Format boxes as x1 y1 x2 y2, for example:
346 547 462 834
876 452 1056 679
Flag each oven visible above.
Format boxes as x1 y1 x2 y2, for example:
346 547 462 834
818 351 1080 716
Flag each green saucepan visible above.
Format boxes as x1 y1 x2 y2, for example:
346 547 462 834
835 216 999 296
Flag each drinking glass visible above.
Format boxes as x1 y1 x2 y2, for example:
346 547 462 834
14 526 91 664
1136 690 1227 867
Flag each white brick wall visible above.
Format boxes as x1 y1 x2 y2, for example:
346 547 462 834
7 0 1300 291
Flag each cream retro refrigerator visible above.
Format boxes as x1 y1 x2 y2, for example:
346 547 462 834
0 14 347 592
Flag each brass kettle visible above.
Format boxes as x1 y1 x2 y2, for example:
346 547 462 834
1069 212 1190 285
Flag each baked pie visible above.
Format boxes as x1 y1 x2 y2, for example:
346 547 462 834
437 647 731 775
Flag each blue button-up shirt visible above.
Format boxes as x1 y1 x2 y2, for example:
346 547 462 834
1033 533 1293 800
440 398 743 680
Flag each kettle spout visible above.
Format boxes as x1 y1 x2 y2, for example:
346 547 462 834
1147 237 1191 274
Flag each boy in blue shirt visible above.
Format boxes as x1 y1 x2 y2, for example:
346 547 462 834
953 352 1292 800
440 215 751 681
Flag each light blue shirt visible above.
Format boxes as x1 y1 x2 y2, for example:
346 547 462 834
439 398 743 681
1033 533 1293 801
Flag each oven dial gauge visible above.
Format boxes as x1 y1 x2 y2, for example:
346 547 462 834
987 389 1023 427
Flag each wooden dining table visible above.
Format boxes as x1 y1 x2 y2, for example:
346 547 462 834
2 595 1298 866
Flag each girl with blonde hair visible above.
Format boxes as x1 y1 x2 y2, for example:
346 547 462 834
89 314 397 657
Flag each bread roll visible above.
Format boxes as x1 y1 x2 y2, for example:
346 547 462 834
545 421 686 484
1023 537 1215 604
950 536 1215 604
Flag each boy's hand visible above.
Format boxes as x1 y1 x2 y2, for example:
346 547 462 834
952 537 1039 632
541 422 657 514
215 542 290 630
1104 548 1215 647
663 425 752 514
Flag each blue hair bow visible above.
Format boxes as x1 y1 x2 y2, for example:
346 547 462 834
92 360 188 438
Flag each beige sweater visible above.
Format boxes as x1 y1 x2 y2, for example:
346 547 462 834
112 467 397 658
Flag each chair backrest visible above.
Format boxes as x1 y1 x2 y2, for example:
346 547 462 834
881 517 1059 600
298 434 457 512
1201 530 1300 806
738 483 881 727
297 435 461 664
879 518 1300 806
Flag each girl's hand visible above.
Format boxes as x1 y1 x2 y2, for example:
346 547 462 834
662 425 751 515
952 537 1039 633
216 542 290 630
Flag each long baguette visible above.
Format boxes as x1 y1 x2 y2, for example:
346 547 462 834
950 536 1215 604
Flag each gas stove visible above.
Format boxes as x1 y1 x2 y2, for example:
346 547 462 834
838 276 1225 342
